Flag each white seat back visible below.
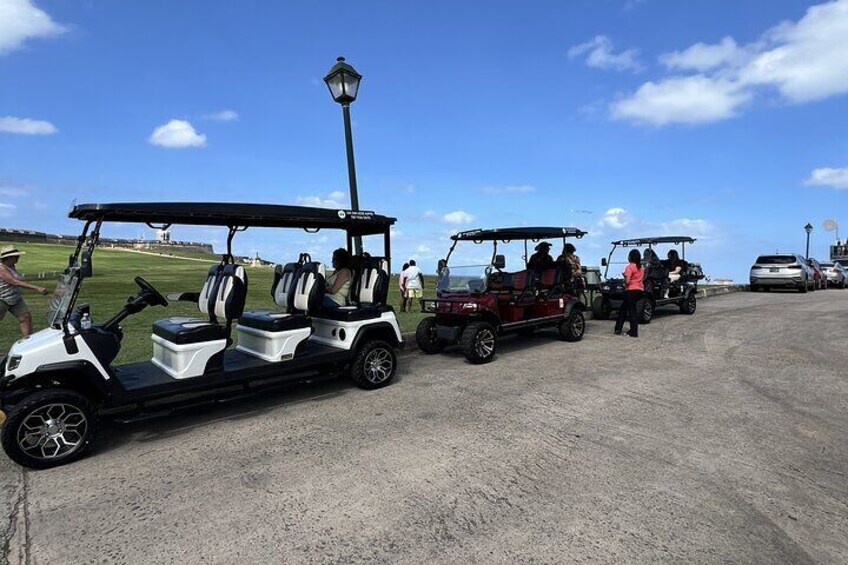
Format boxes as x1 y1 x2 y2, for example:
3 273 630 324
292 262 325 314
353 259 389 305
198 266 221 315
272 263 299 311
213 265 248 322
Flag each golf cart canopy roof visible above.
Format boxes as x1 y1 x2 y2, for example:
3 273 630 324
451 227 587 242
611 236 696 246
69 202 396 236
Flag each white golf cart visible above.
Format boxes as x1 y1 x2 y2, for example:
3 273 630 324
0 202 402 468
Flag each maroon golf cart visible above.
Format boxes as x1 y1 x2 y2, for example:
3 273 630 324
416 227 587 364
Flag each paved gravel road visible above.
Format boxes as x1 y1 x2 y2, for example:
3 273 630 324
2 291 847 564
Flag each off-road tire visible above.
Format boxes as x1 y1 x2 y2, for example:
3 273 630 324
1 388 98 469
637 297 654 324
350 340 397 390
591 296 611 320
679 293 697 315
461 322 497 364
415 317 445 354
558 310 585 342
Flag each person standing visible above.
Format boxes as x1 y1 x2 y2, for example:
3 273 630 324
614 249 644 338
398 262 409 312
402 260 424 312
0 246 49 337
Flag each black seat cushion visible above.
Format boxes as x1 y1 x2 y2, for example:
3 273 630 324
153 318 229 345
238 311 312 332
318 305 387 322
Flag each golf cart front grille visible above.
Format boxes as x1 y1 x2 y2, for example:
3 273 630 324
420 298 484 315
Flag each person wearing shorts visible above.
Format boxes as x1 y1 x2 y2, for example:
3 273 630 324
0 245 49 336
402 260 424 311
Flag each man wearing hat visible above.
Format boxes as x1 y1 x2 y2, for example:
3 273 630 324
0 246 49 337
528 241 555 275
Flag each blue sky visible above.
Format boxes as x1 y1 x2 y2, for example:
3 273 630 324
2 0 848 280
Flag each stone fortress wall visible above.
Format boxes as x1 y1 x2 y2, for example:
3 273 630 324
0 227 215 255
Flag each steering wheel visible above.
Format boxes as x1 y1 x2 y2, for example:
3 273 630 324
134 276 168 307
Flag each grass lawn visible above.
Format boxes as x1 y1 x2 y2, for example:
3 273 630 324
0 242 431 364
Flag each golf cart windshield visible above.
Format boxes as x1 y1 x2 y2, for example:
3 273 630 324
46 271 81 327
441 265 489 294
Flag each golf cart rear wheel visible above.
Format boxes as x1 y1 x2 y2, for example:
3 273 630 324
461 322 497 364
350 340 397 390
637 298 654 324
591 296 611 320
415 317 445 354
680 293 697 315
1 388 98 469
558 310 585 342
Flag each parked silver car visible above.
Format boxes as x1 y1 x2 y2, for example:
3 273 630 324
749 254 813 293
819 261 847 289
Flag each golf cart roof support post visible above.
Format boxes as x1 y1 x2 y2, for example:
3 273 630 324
70 220 93 268
444 240 459 265
604 243 618 279
491 240 498 266
384 229 392 275
347 232 353 255
524 240 529 267
682 242 686 260
60 217 103 330
224 226 247 263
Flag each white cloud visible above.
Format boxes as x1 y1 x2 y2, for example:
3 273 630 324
443 210 476 225
659 37 750 72
805 166 848 189
598 208 631 229
148 119 206 148
614 0 848 126
417 244 430 253
0 115 57 134
295 190 348 208
481 184 536 194
611 75 751 126
205 109 238 122
0 202 16 217
0 186 28 196
569 35 643 72
661 218 714 238
739 0 848 102
0 0 66 56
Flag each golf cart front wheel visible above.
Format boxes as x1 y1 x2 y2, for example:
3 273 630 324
558 310 585 342
591 296 611 320
680 293 697 315
1 388 98 469
637 298 654 324
350 340 397 390
415 317 445 354
461 322 497 364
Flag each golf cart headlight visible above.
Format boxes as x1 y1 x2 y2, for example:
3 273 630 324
602 285 610 291
461 302 479 312
6 355 21 372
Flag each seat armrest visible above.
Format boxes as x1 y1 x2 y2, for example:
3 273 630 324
165 292 201 303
